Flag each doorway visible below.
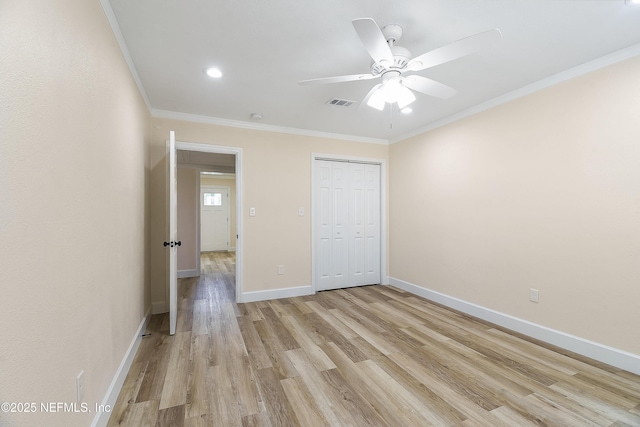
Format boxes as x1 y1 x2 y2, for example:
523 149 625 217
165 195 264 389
200 185 231 252
175 141 243 303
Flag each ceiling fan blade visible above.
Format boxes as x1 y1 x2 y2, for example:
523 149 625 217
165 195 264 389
298 73 377 85
402 75 457 99
358 83 383 110
352 18 394 65
407 28 502 72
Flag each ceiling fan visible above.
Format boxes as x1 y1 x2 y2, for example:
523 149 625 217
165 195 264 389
299 18 501 111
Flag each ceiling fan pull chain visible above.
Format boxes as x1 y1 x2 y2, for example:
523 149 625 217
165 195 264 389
389 103 393 129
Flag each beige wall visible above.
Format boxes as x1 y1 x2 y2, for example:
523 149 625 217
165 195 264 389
177 166 198 271
149 120 388 303
0 1 151 426
389 56 640 356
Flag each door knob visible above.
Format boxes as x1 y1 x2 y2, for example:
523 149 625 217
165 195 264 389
163 241 182 248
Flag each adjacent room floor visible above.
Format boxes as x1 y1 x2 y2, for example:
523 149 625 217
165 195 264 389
108 251 640 426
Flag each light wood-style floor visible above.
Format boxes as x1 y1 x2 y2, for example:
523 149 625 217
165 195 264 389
108 252 640 426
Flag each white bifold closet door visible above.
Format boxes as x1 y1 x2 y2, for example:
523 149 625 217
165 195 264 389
316 160 381 291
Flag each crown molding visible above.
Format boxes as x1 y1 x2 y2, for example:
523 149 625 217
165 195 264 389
99 0 152 111
391 42 640 144
151 109 389 145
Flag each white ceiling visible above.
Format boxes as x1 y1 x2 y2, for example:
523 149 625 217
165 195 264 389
107 0 640 142
177 150 235 172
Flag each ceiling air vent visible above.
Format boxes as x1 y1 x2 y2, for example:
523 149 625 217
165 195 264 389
326 98 355 107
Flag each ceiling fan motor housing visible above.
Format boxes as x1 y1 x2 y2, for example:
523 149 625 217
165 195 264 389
371 45 412 75
381 24 403 43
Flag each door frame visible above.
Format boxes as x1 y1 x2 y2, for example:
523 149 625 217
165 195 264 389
176 141 243 303
311 153 387 293
200 184 231 252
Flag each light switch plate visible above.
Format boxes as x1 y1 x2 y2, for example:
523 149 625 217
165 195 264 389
529 288 539 303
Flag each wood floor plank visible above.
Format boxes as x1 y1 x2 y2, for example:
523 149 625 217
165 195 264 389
328 308 396 355
237 315 273 370
206 364 242 427
107 361 150 427
285 348 345 426
110 252 640 427
240 412 272 427
228 355 263 417
253 319 299 380
155 404 185 427
191 299 209 336
302 311 368 363
304 300 358 339
387 351 513 426
281 376 329 427
159 331 191 409
355 358 439 426
185 334 209 418
550 381 640 426
320 342 430 426
259 305 300 351
135 333 172 403
111 400 159 427
370 353 468 426
279 314 337 372
254 367 300 427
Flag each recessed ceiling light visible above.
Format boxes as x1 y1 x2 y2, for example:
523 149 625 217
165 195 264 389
625 0 640 5
401 107 413 114
204 67 222 78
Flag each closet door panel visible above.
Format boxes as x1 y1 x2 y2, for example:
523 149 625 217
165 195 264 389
331 163 349 289
363 164 381 284
315 160 380 291
316 161 333 290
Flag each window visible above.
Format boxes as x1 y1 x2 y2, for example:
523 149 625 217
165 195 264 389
203 192 222 206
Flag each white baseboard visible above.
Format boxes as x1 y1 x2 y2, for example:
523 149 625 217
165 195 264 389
151 301 167 314
91 309 151 427
388 277 640 376
178 269 199 278
240 285 314 303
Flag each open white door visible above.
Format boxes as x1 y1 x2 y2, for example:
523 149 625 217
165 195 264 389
165 131 179 335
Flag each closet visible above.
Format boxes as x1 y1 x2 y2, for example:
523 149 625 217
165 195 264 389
315 159 381 291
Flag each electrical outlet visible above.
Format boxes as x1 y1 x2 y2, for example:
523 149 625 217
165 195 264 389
529 288 539 303
298 207 304 216
76 370 85 402
249 207 256 217
278 265 284 275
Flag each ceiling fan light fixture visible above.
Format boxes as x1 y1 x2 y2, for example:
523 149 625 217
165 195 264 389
396 84 416 109
378 78 416 107
367 88 386 110
366 77 416 110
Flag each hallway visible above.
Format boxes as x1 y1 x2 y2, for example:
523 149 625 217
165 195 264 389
108 251 240 426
